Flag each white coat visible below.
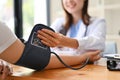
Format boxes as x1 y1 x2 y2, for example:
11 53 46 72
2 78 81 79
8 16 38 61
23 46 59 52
50 17 106 55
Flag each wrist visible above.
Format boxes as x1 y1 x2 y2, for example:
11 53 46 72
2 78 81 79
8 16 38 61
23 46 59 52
57 33 66 47
57 33 79 48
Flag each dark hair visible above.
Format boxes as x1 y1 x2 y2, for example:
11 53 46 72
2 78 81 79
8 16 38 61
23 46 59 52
61 0 90 30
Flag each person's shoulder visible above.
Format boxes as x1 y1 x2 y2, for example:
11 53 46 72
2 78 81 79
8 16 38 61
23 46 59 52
0 21 7 29
89 17 106 28
0 21 5 26
90 17 106 23
50 17 65 28
53 17 65 23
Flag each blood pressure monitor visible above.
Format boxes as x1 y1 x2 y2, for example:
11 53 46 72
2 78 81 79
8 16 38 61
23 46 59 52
104 54 120 71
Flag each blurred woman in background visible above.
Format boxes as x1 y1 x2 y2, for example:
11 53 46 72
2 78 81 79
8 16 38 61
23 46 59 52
37 0 106 57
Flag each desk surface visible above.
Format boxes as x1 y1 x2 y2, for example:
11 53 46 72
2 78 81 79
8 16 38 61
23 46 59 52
8 63 120 80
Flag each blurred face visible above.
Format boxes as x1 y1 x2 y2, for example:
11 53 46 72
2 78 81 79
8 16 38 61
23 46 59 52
62 0 84 15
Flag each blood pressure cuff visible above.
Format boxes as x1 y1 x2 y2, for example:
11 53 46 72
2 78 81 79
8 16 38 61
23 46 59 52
15 24 54 71
15 24 89 71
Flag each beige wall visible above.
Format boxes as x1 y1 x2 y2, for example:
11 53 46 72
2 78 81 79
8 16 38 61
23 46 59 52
50 0 63 24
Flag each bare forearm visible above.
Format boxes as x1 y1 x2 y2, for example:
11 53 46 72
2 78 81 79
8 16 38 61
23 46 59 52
45 50 101 69
60 36 79 49
45 54 87 69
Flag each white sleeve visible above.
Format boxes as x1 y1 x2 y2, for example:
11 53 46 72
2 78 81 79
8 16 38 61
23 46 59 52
0 22 17 53
77 18 106 51
50 18 65 32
